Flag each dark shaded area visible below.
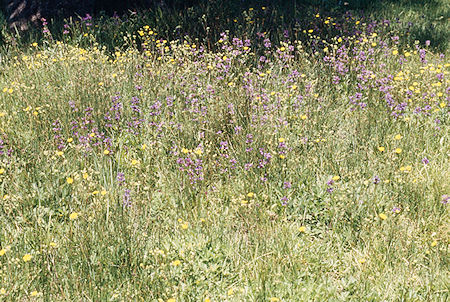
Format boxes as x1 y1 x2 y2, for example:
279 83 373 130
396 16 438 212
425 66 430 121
1 0 448 52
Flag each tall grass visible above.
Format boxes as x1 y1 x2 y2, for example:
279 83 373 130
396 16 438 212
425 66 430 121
0 1 448 301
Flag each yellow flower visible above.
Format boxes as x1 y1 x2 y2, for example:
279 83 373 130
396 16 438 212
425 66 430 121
67 137 73 143
204 298 211 302
332 175 340 181
0 288 5 294
270 298 280 302
30 290 39 297
0 168 4 175
300 115 308 120
49 242 57 247
103 149 110 155
101 190 107 196
171 260 181 266
279 138 285 143
23 253 32 262
379 213 387 220
141 144 147 150
247 192 255 198
56 151 63 156
167 299 176 302
69 212 79 220
66 177 74 184
0 112 5 117
83 173 88 179
431 240 437 247
377 146 385 152
394 148 402 154
0 249 6 256
298 226 306 233
180 222 189 230
227 289 234 296
392 50 398 55
394 134 402 140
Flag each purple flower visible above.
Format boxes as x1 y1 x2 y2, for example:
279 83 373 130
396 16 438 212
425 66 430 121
442 195 449 205
117 172 125 186
422 157 429 165
373 176 380 184
123 189 131 207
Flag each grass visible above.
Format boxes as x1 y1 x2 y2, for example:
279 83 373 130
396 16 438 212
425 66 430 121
0 1 448 301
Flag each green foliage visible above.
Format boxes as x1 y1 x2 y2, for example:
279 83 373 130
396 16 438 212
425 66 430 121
0 1 448 301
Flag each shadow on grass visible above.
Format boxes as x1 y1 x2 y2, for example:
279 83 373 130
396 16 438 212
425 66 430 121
0 0 448 53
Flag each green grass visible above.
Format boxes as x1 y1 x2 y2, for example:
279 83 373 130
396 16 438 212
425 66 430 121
0 1 448 301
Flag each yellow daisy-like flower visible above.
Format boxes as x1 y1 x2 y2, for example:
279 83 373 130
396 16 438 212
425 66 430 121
298 226 306 233
66 177 74 184
103 149 110 155
379 213 387 220
279 138 285 143
23 254 32 262
69 212 79 220
0 249 6 256
167 299 176 302
180 222 189 230
394 134 402 140
377 146 385 152
30 291 39 297
270 298 280 302
67 138 73 143
0 288 5 294
247 192 255 198
359 258 366 264
332 175 340 181
0 168 4 174
171 260 181 266
394 148 402 154
431 240 437 247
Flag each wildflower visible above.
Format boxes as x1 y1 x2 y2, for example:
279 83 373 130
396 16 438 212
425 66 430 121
0 288 5 295
66 177 74 184
131 159 139 165
298 226 306 233
167 299 175 302
180 222 188 230
228 289 234 296
171 260 181 266
270 298 280 302
394 148 402 154
0 249 6 256
241 200 249 205
83 173 88 179
332 175 340 181
23 254 32 262
431 240 437 247
379 213 387 220
56 151 63 156
392 207 401 214
103 149 110 155
359 258 366 264
30 291 40 297
441 195 449 204
0 168 4 174
422 157 429 165
247 192 255 198
279 138 285 143
101 190 107 196
394 134 402 140
378 146 385 152
69 212 79 220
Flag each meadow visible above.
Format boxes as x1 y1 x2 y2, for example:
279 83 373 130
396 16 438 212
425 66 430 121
0 0 448 301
